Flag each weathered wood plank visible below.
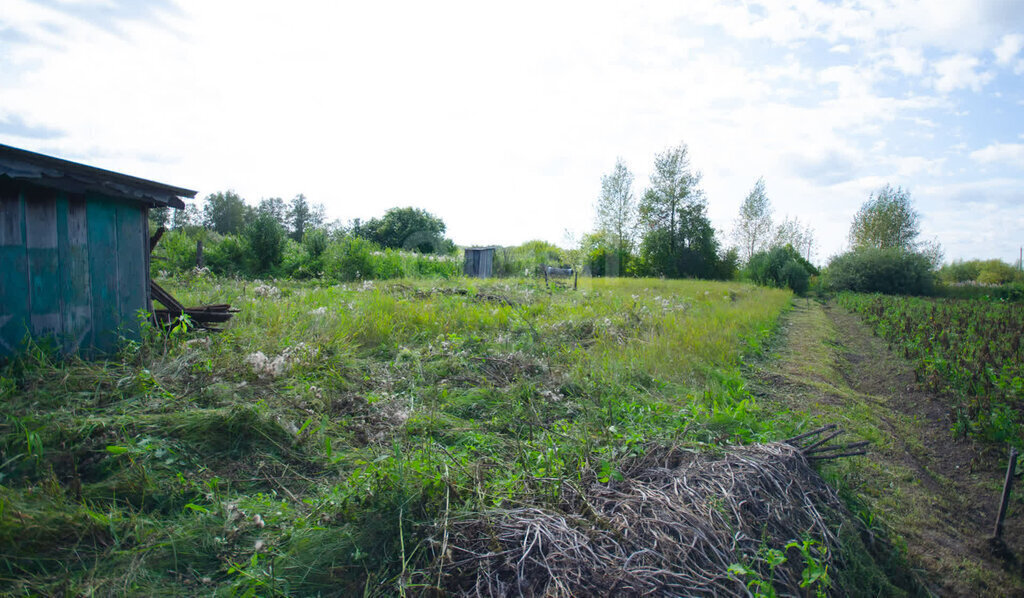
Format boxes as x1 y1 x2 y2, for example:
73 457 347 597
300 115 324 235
25 189 57 249
24 189 60 342
57 194 94 353
0 184 29 356
481 250 493 278
150 280 185 312
65 195 94 352
116 203 146 339
0 180 23 246
87 197 120 353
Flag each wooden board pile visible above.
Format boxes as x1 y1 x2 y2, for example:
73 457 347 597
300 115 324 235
149 227 237 331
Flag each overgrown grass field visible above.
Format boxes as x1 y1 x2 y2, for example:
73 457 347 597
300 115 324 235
1 276 809 595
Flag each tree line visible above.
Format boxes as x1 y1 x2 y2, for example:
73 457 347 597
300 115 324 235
150 148 1021 296
584 143 737 280
583 142 818 285
584 140 1022 298
150 191 457 279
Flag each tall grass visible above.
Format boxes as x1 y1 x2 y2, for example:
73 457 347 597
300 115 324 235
1 276 792 595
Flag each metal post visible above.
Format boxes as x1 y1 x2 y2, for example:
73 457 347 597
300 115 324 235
993 447 1018 540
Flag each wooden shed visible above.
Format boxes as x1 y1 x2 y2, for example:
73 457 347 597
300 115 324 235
0 143 196 358
463 246 496 278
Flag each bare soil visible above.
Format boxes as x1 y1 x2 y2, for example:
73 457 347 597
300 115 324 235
753 299 1024 597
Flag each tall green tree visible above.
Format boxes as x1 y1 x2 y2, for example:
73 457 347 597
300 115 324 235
203 190 251 235
149 206 170 230
639 144 702 256
732 177 773 264
260 197 288 225
287 193 325 242
171 202 201 230
595 159 636 255
638 143 719 278
358 207 450 253
849 185 921 250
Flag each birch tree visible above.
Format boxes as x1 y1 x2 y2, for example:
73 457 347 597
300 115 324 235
773 216 816 262
849 184 920 250
732 177 773 263
595 158 636 255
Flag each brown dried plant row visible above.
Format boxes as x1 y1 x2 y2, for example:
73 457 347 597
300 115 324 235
438 443 849 597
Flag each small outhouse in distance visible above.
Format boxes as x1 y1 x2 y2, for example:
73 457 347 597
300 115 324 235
463 246 496 278
0 143 196 357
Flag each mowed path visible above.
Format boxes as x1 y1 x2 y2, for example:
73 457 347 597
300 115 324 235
752 299 1024 597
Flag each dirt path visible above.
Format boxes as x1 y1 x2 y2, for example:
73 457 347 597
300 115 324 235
752 299 1023 597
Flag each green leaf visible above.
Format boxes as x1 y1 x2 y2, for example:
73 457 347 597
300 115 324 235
728 563 753 576
106 445 129 455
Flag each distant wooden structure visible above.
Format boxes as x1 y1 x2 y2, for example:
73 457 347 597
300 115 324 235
543 265 577 290
0 143 196 357
464 246 496 278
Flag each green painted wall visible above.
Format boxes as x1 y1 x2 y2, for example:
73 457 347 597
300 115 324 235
0 179 149 358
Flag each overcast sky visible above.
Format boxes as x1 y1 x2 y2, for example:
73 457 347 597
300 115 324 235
2 0 1023 264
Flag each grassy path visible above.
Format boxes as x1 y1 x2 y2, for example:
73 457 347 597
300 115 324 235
752 299 1024 597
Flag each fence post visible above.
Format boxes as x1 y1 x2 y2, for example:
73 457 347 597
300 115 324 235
992 447 1018 540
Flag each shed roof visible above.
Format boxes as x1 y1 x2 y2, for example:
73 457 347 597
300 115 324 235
0 143 196 209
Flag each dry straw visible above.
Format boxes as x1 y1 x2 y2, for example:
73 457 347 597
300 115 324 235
439 443 847 597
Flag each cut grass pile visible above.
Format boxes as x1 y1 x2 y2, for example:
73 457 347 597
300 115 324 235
2 275 862 595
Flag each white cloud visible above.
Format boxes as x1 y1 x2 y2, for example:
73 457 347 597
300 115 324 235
969 143 1024 168
921 178 1024 262
993 33 1024 65
887 46 925 76
890 155 945 177
829 44 851 54
931 54 994 93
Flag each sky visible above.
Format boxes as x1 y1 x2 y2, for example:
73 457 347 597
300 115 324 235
1 0 1023 265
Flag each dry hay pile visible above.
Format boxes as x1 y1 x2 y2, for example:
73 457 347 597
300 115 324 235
440 443 847 597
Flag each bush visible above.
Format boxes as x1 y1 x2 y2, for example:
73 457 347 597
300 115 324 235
281 239 313 279
413 255 460 279
324 236 377 281
746 245 814 294
938 260 982 284
356 207 452 253
977 260 1020 285
824 247 935 295
204 235 247 276
154 229 198 273
303 228 329 259
780 260 810 295
938 281 1024 303
939 258 1021 285
994 282 1024 302
244 211 286 274
714 247 740 281
586 246 632 277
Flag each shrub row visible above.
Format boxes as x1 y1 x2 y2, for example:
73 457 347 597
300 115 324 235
152 229 460 281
